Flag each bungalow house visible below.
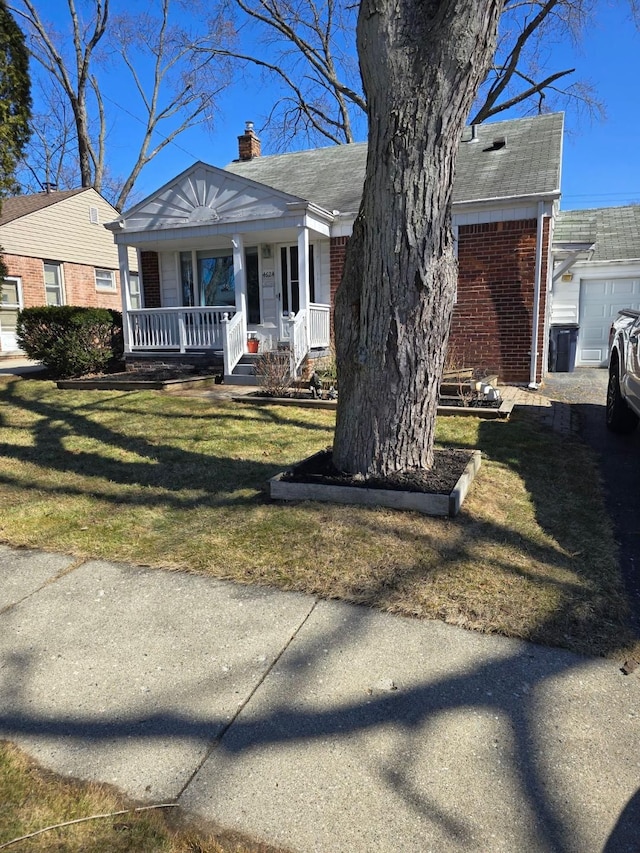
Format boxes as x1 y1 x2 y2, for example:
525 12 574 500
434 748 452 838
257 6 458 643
0 188 138 354
550 205 640 368
106 113 564 385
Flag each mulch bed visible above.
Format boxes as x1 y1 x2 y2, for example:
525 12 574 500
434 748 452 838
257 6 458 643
282 447 474 495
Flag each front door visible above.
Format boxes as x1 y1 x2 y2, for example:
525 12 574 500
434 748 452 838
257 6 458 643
277 245 316 340
0 278 22 352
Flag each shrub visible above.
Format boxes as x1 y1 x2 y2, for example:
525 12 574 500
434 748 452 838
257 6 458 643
255 349 292 396
16 306 123 378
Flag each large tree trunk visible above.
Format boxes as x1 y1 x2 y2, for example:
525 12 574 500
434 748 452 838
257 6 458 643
333 0 504 477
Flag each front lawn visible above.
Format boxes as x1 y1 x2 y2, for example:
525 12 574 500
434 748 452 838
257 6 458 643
0 376 634 658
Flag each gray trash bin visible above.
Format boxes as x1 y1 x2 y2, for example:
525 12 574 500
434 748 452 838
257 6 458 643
549 324 579 372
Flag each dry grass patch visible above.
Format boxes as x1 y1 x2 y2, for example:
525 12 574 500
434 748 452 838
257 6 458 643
0 741 286 852
0 376 635 658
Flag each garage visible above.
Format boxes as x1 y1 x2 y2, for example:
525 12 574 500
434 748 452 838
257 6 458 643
551 206 640 371
577 277 640 366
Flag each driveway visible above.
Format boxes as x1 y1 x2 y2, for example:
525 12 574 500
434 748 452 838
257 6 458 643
541 368 640 635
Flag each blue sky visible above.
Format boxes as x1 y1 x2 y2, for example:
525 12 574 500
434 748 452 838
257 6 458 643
27 0 640 211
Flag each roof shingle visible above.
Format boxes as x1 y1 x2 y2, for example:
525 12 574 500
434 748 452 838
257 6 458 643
225 113 563 213
0 188 86 227
555 206 640 261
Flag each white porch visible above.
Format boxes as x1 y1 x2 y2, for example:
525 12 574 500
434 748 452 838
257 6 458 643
107 161 334 383
122 302 331 382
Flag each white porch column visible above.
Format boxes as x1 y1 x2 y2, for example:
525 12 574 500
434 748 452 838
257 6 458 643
233 233 248 343
297 226 310 314
117 243 132 353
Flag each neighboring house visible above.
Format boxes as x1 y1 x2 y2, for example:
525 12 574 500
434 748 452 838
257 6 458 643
0 188 139 354
551 206 640 367
106 114 564 384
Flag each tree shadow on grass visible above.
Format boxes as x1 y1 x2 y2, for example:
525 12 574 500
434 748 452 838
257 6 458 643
0 382 333 510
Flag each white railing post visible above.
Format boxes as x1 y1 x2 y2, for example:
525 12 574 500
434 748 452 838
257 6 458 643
287 312 297 377
118 243 132 354
221 313 231 376
178 310 187 353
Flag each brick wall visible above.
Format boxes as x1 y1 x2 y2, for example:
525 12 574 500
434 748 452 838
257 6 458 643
327 224 546 383
451 219 545 384
329 237 349 332
140 251 161 308
3 253 121 310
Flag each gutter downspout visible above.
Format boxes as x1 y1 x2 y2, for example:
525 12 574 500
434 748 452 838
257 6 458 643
528 200 546 389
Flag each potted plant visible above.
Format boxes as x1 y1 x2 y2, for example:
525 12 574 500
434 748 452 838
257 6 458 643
247 332 259 354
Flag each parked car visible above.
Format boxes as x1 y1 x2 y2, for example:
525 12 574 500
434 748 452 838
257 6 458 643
607 309 640 433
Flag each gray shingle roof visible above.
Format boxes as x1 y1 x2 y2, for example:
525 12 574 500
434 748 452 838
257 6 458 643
0 188 86 227
225 113 563 213
555 206 640 261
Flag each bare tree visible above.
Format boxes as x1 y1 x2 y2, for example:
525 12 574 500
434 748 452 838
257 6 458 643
226 0 604 148
471 0 602 124
333 0 503 476
221 0 365 147
18 80 78 193
11 0 233 210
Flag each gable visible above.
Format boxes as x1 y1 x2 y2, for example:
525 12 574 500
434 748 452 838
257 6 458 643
0 188 135 270
118 162 307 233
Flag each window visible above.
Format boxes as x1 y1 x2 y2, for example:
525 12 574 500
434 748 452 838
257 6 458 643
1 278 21 308
196 250 235 307
180 252 195 306
129 273 141 309
44 262 64 306
95 268 116 291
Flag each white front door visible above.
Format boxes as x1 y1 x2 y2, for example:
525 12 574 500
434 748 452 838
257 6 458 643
0 277 23 352
277 245 300 340
578 278 640 366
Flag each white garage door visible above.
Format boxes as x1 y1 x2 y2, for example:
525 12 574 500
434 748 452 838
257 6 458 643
577 278 640 366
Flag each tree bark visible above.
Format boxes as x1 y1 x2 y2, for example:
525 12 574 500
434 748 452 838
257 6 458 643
333 0 503 476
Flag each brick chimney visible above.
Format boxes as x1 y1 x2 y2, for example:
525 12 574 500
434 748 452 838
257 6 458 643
237 121 261 161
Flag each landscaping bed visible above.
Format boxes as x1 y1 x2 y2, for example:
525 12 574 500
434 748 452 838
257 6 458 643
271 447 480 516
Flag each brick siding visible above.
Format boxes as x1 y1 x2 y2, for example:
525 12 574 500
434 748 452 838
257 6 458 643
140 251 161 308
3 253 121 311
329 236 349 336
451 219 546 384
327 221 547 384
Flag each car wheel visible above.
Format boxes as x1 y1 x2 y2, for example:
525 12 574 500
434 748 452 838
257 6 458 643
606 363 639 433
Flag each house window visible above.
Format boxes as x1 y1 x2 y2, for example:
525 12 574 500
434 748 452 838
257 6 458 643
43 262 64 306
246 247 260 323
180 252 195 306
129 273 141 309
95 268 116 291
196 250 235 307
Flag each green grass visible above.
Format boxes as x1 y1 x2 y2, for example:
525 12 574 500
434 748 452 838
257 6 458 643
0 375 635 659
0 741 285 852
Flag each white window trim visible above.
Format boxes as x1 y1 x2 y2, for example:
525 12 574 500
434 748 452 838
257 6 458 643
95 268 117 292
43 261 65 306
1 276 23 309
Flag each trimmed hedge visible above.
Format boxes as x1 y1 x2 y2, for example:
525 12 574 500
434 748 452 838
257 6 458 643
16 306 123 378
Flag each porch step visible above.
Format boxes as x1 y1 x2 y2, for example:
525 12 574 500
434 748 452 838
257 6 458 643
234 364 256 376
224 373 259 386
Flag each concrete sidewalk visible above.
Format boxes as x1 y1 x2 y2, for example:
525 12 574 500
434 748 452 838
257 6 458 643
1 545 639 852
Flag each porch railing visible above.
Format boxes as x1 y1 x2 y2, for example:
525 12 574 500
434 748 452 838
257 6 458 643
287 312 309 376
221 311 244 376
126 307 233 352
308 303 331 348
